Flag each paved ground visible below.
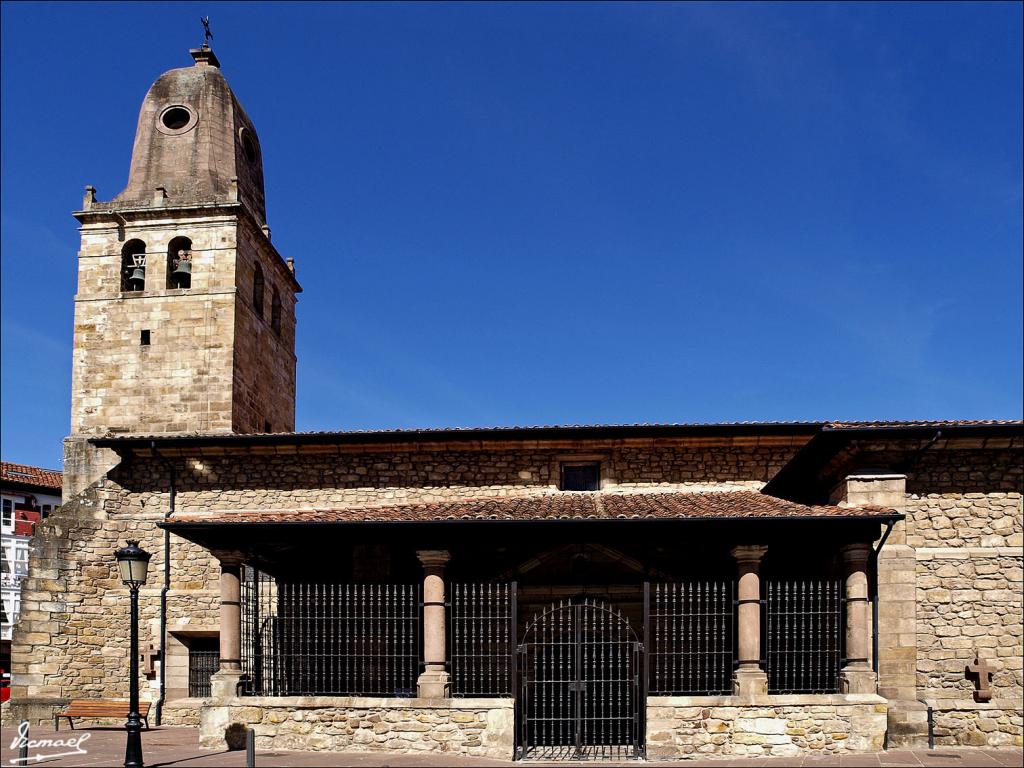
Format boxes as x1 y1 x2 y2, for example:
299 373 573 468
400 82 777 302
1 727 1021 768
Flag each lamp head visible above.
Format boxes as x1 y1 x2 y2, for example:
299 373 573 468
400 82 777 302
114 539 152 587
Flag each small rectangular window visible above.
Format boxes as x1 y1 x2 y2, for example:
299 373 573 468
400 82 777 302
140 330 151 346
561 462 601 492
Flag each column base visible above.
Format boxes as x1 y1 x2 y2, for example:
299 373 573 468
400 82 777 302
209 669 244 700
839 664 877 695
732 667 768 697
416 669 451 699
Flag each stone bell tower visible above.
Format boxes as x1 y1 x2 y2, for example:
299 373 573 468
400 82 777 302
65 45 300 495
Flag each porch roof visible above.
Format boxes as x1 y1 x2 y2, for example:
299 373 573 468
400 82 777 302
160 490 900 527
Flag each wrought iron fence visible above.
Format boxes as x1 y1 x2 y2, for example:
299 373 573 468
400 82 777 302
241 568 421 697
516 599 643 761
241 567 278 696
188 650 219 698
448 582 516 696
646 581 735 696
765 579 844 694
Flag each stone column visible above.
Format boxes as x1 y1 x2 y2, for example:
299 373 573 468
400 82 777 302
416 549 451 698
839 542 876 694
210 554 243 699
731 545 768 697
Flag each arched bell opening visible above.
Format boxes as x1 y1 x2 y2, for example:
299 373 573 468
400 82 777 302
167 236 193 289
121 239 147 292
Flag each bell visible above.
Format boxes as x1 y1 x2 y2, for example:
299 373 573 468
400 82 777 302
172 259 192 279
127 267 145 291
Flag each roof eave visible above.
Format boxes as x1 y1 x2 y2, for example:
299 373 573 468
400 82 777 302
160 512 904 529
92 422 826 455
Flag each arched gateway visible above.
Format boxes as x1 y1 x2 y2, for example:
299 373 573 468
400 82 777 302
516 599 643 761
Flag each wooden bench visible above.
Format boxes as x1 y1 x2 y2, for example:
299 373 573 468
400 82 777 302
54 700 151 731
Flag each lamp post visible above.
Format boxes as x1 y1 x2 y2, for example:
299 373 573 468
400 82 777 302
114 540 151 768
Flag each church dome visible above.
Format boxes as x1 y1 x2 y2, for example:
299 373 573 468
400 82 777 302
114 47 267 224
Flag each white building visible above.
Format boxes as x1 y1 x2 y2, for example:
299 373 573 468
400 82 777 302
1 462 61 694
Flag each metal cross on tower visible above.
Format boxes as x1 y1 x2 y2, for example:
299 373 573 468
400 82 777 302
200 16 213 47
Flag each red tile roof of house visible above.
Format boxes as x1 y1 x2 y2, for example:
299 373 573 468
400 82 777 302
165 490 898 526
0 462 62 491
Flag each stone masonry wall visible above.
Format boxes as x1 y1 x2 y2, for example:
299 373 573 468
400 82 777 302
916 549 1022 747
72 212 241 436
3 482 218 725
646 695 887 759
231 215 297 434
72 208 297 438
904 448 1023 748
115 442 801 514
200 697 514 758
903 448 1022 549
5 440 798 724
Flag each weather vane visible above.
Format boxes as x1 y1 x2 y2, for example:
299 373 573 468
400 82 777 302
201 16 213 48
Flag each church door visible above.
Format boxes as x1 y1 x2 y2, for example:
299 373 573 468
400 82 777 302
515 599 644 760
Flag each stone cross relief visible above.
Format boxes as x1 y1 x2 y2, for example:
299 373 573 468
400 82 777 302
142 644 161 679
965 653 996 702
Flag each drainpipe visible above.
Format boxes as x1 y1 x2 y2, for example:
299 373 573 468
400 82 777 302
151 441 175 726
870 518 895 675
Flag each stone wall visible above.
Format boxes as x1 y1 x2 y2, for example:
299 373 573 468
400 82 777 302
231 214 297 434
5 439 798 721
71 206 297 439
916 548 1023 747
199 697 514 758
905 447 1023 748
71 211 241 436
904 448 1022 549
646 695 887 759
927 701 1022 748
114 442 801 514
3 483 218 725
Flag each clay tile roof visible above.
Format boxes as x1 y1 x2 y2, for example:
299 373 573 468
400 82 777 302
825 419 1022 428
0 461 62 491
166 490 898 526
94 419 1022 451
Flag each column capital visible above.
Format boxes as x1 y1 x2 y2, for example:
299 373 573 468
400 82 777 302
211 550 245 568
840 542 872 568
731 544 768 566
416 549 451 570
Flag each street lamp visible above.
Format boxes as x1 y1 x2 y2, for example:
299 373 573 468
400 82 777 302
114 540 151 768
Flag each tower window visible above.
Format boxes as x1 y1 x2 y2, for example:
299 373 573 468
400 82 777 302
162 107 191 130
239 127 259 163
140 330 151 346
167 236 192 289
156 104 197 135
271 289 282 335
253 264 265 318
561 462 601 492
121 239 147 292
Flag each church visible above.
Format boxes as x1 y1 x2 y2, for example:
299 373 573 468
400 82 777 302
4 45 1021 760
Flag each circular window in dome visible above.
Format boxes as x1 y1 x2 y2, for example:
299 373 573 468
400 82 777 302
239 127 259 163
156 105 198 135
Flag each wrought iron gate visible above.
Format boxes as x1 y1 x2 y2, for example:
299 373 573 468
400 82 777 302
516 599 643 761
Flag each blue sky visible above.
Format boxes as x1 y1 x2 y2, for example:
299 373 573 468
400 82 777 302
2 1 1021 470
